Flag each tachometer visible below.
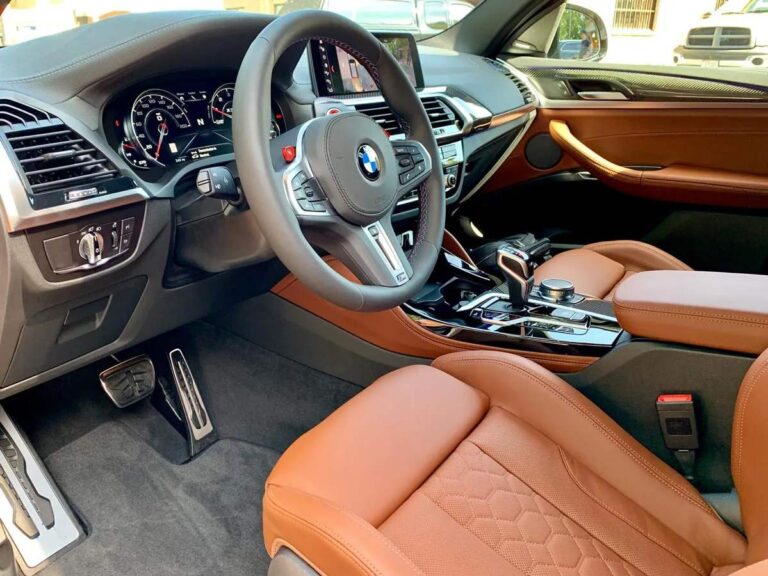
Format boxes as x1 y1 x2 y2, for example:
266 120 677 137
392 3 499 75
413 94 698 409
209 83 234 128
129 90 192 167
119 138 150 170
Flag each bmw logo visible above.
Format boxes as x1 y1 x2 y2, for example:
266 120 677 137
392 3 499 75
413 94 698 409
357 144 381 181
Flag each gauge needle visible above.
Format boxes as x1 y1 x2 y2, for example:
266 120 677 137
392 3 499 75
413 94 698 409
212 107 232 119
155 122 168 160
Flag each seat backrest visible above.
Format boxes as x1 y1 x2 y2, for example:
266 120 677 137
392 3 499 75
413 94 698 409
732 350 768 564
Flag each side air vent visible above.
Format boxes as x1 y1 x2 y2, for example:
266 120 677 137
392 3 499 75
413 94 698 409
0 100 56 132
484 58 536 105
0 100 132 209
354 96 463 137
7 125 120 196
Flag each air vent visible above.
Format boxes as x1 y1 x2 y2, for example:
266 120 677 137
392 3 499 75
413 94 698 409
0 101 128 208
0 100 56 132
354 96 463 136
484 58 536 105
354 101 403 135
7 125 120 196
421 96 460 130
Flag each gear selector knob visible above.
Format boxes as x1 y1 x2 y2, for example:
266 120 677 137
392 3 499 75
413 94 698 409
497 244 534 310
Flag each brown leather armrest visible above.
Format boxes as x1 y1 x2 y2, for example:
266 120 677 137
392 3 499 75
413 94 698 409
613 271 768 356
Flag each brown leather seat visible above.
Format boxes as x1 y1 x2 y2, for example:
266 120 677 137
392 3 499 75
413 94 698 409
264 349 768 576
535 240 691 300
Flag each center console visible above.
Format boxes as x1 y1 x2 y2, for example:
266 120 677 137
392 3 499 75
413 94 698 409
405 234 625 357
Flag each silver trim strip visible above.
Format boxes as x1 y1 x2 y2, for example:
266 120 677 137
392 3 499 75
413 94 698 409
0 141 149 233
460 110 536 205
0 405 82 569
577 91 629 101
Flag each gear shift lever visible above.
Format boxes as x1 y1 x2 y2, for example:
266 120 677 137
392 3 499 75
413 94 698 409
497 244 534 310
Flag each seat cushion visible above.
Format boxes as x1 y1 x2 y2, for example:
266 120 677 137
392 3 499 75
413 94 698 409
534 240 691 300
263 351 745 576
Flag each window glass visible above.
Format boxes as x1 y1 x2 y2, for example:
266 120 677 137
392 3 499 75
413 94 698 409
0 0 485 46
553 0 768 69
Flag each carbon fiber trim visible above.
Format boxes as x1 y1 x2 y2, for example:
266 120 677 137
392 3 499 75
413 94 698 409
516 65 768 102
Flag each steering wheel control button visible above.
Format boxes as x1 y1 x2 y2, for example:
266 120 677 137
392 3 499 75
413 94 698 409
398 156 414 168
357 144 381 181
539 278 576 302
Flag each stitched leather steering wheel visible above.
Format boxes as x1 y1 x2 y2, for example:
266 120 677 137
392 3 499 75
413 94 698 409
233 11 445 312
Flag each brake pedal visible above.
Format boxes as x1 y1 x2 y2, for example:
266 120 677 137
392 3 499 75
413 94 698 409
168 349 215 455
0 406 83 573
99 355 156 408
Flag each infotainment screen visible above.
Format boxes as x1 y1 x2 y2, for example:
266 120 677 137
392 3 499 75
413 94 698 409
310 34 424 97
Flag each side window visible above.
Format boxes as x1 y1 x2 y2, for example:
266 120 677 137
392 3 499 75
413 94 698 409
547 0 766 69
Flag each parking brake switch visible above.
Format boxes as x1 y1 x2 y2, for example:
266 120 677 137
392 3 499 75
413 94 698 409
656 394 699 482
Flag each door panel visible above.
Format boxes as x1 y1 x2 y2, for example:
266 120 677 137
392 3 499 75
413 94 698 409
482 106 768 200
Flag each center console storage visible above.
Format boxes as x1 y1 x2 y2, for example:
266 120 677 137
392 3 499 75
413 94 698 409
405 234 625 358
613 271 768 355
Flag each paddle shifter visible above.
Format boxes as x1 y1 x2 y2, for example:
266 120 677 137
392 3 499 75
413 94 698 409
496 244 534 310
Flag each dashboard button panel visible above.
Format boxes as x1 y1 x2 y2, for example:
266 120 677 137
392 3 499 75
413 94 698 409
30 204 145 281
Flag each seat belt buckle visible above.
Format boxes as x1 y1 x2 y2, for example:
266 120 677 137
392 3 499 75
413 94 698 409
656 394 699 481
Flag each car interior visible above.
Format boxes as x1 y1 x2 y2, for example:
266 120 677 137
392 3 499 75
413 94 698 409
0 0 767 574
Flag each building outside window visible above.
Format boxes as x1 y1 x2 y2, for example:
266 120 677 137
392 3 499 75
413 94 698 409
613 0 659 31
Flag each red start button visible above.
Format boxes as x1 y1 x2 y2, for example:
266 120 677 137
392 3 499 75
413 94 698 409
326 108 342 116
281 146 297 163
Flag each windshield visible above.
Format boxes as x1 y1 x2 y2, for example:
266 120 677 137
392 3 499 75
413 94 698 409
720 0 768 14
0 0 484 47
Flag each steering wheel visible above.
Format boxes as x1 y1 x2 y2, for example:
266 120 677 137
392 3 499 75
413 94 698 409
233 10 445 312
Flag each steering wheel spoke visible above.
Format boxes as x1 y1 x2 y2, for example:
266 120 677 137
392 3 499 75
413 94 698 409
325 219 413 288
393 139 433 198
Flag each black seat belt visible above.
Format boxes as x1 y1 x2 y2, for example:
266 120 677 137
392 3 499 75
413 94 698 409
656 394 699 482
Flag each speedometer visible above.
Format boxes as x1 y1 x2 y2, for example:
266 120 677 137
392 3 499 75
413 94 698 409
129 90 192 167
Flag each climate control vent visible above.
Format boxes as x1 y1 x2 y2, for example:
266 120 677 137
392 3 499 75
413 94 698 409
7 124 120 197
0 100 56 131
354 101 403 135
354 96 463 137
484 58 536 105
0 100 133 209
421 96 460 129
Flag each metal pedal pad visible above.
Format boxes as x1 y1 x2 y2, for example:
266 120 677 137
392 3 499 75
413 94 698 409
0 406 83 573
99 356 156 408
168 349 215 454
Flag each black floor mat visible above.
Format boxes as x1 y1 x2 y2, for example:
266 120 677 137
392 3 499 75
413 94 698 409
7 321 362 575
41 423 278 576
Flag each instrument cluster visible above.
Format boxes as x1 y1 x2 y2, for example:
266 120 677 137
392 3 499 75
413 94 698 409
106 77 286 181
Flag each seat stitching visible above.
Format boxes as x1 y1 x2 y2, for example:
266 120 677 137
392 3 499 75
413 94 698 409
437 356 716 517
558 446 709 573
732 360 768 486
613 301 768 326
411 492 529 576
266 485 427 576
460 439 653 576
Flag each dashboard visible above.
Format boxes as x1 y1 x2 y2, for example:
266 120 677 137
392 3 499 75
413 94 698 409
0 11 537 398
104 76 288 182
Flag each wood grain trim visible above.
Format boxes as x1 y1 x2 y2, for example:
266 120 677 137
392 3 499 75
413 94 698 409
272 258 596 374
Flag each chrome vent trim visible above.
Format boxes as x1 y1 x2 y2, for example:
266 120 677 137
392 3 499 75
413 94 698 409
353 95 463 135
